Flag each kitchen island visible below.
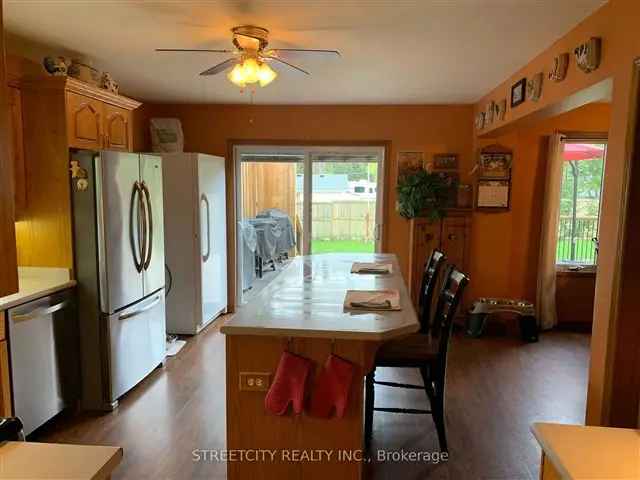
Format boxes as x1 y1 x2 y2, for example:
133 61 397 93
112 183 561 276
221 253 419 480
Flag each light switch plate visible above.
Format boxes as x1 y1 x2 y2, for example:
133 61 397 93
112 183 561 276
239 372 271 392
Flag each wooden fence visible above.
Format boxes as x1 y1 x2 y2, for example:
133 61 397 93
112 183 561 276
241 162 297 220
304 201 376 241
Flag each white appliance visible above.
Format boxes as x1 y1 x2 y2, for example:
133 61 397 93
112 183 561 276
162 153 228 334
71 151 166 411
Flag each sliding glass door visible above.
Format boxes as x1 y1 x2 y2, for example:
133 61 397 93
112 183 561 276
235 145 385 303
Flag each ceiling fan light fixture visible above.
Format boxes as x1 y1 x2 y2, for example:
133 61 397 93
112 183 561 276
227 63 246 87
227 57 277 88
241 57 260 83
258 62 277 87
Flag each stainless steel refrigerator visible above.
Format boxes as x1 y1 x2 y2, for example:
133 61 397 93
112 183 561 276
71 150 166 410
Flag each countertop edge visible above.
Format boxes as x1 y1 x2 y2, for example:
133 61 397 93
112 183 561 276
531 423 575 480
220 322 419 341
0 280 77 311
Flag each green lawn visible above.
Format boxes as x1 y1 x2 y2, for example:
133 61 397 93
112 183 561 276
556 239 597 264
311 239 374 254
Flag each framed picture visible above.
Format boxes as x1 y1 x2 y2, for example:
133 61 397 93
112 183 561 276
476 179 511 210
433 153 458 171
397 151 424 179
511 78 526 108
479 152 512 178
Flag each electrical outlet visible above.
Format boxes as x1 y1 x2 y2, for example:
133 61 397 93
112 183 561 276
239 372 271 392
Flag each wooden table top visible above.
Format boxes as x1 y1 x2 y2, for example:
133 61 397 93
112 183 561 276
532 422 640 479
221 253 419 340
0 441 122 480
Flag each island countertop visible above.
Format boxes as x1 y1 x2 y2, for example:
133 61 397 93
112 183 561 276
0 441 123 480
221 253 419 340
532 422 640 479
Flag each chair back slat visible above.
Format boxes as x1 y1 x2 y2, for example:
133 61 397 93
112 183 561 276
431 266 470 383
418 249 447 333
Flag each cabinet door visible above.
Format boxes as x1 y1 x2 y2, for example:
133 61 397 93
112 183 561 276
411 221 441 306
66 91 103 149
104 104 131 151
441 217 469 272
8 87 25 218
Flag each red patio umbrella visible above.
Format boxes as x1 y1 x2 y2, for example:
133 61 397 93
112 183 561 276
562 143 606 161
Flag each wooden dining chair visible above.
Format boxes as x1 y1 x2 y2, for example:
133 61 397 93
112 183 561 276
364 266 470 453
418 249 447 333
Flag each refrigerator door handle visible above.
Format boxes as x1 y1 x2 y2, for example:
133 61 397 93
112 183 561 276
201 193 211 263
129 181 143 273
118 295 161 321
141 182 153 270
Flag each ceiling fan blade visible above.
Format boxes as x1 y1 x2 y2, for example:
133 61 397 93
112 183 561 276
156 48 234 53
268 48 341 57
199 58 238 76
264 56 310 75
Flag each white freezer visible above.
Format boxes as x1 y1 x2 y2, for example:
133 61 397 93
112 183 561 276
162 153 228 334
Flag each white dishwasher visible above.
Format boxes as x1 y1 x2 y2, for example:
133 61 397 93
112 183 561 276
7 289 79 435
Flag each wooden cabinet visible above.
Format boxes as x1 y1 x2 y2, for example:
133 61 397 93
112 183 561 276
66 91 103 150
407 211 472 307
66 90 134 151
0 1 19 297
103 103 131 151
16 77 141 269
441 215 469 274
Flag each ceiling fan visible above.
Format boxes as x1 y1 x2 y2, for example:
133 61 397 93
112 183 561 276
156 25 340 88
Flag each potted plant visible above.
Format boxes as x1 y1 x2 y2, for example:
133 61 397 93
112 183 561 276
396 170 449 220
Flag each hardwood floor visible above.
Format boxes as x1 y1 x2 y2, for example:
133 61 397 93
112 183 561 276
34 321 590 480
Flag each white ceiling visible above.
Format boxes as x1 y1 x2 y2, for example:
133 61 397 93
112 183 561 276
4 0 606 105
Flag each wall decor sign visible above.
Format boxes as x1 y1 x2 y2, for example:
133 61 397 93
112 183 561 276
511 78 526 108
549 53 569 82
479 152 512 178
433 153 458 171
494 99 507 121
575 37 602 73
397 151 425 179
475 111 486 130
526 72 543 102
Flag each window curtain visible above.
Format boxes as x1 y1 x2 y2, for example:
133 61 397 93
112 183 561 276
537 133 565 330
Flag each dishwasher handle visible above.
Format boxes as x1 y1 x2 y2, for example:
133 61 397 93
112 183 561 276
11 300 72 323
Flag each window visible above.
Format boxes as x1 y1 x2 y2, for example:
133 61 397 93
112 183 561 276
556 141 606 266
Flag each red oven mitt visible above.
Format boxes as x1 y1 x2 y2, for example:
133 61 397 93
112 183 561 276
309 354 355 419
264 351 313 416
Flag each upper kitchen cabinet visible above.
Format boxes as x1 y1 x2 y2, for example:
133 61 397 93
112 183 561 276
65 91 103 150
103 103 132 151
15 76 141 270
61 79 139 151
